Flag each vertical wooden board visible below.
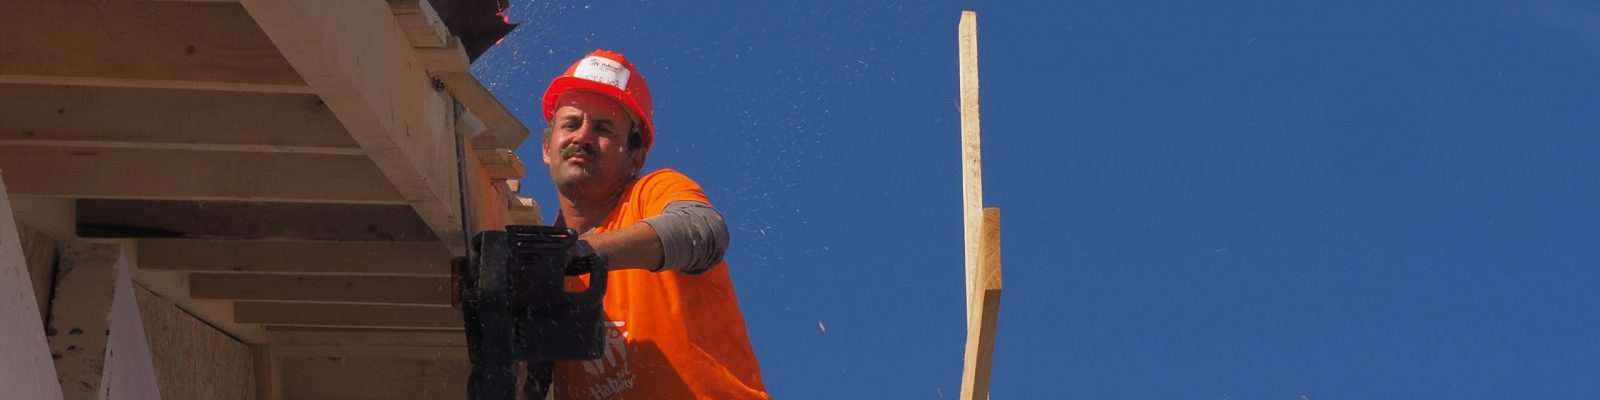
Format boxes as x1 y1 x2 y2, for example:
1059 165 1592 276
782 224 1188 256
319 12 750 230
281 356 467 400
960 208 1003 400
254 345 282 400
135 286 256 400
0 174 65 399
958 10 984 321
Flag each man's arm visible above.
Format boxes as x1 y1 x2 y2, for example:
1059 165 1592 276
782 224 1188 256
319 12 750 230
581 218 663 271
582 201 729 273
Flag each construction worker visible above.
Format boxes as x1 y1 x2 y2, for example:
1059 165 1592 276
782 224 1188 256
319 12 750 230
528 49 770 399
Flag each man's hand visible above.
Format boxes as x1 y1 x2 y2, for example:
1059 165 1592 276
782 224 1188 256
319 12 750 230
564 238 609 276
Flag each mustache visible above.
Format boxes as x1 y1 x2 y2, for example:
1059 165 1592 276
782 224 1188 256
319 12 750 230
560 144 599 161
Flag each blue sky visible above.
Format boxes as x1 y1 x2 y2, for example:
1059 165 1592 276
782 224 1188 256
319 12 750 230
476 1 1600 398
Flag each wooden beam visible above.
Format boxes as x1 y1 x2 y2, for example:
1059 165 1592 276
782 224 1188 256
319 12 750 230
388 0 451 48
0 84 358 154
190 274 450 306
253 345 282 400
0 174 66 400
0 1 307 93
234 302 462 329
0 146 403 204
958 10 985 322
960 208 1003 400
139 239 451 276
78 200 438 242
262 326 466 347
280 356 468 400
134 286 255 400
272 344 466 360
443 73 534 150
241 0 469 255
508 196 542 226
464 140 517 235
477 148 526 180
45 244 122 400
425 41 532 150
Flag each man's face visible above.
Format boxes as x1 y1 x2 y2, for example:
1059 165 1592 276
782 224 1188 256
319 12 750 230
542 91 643 197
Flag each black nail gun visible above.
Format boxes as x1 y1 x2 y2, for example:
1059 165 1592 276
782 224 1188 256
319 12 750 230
453 225 609 399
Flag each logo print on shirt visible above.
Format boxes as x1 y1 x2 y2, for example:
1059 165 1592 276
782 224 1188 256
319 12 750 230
579 320 636 399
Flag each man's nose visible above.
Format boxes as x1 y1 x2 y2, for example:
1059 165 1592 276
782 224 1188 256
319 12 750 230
568 121 599 144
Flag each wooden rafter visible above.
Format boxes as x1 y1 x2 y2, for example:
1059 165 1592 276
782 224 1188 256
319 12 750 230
240 0 468 254
138 239 452 276
190 273 450 306
77 200 438 242
0 84 358 155
0 2 307 93
234 302 462 329
0 146 402 204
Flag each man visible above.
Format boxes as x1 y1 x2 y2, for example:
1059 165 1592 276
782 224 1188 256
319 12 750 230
533 49 770 399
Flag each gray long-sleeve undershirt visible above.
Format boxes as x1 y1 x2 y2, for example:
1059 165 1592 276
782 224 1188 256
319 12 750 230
640 201 729 274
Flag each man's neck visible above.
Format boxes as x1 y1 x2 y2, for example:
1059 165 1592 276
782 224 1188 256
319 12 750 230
555 180 631 233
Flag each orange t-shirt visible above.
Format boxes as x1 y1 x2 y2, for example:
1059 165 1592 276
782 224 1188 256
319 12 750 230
552 169 770 400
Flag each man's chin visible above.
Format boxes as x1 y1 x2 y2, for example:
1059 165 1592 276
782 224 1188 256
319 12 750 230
551 169 597 189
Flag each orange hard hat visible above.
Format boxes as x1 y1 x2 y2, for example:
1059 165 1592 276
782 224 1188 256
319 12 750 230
542 49 655 149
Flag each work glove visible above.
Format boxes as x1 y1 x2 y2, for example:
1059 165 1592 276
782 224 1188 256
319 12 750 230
563 238 609 276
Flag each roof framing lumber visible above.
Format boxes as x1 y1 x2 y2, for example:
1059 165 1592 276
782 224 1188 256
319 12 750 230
262 327 465 347
958 12 1003 400
280 356 468 400
388 0 451 48
0 1 308 93
0 84 358 155
190 274 450 306
423 40 532 150
240 0 469 254
234 302 463 329
272 344 466 360
959 10 985 323
961 208 1003 400
138 239 451 276
254 345 282 400
78 200 438 241
0 146 403 203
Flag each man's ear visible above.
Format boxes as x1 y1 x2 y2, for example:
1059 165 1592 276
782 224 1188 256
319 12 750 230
630 149 647 175
541 135 554 166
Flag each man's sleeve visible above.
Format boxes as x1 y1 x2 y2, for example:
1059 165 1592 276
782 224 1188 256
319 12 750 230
641 201 729 274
